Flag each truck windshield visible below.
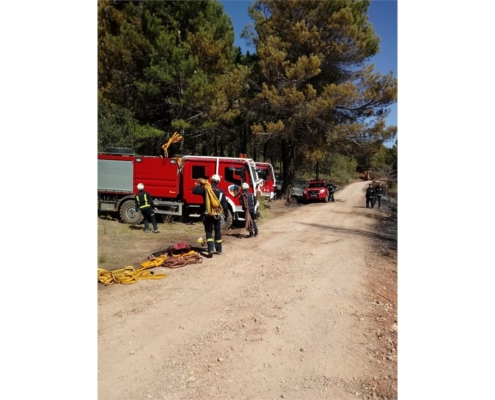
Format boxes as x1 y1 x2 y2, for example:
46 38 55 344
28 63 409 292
257 169 268 180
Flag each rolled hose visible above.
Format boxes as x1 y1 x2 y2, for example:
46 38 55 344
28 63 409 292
197 179 224 217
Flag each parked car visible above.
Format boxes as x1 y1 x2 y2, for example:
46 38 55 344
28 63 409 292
302 180 329 203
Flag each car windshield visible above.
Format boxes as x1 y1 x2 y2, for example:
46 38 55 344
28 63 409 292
307 182 324 188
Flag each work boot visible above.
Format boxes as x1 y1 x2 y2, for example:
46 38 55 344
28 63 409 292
207 242 214 258
215 242 223 255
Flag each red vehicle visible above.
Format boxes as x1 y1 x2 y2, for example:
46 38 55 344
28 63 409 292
98 148 261 229
255 162 277 200
302 180 329 203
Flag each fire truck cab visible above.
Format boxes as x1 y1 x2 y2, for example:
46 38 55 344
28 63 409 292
255 162 277 200
180 155 261 224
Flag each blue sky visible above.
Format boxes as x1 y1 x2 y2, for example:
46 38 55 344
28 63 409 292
220 0 398 142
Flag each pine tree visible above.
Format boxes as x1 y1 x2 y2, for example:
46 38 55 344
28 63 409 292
244 0 397 199
98 0 249 156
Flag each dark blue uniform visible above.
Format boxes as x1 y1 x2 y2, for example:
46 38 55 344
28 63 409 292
365 185 375 209
326 183 336 202
375 183 384 208
135 190 159 232
243 191 258 237
193 183 229 256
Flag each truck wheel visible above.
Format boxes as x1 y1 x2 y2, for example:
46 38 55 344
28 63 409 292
324 194 329 203
120 200 143 224
221 209 233 230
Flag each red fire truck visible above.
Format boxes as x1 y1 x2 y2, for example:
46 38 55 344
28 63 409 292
255 162 277 200
98 148 261 229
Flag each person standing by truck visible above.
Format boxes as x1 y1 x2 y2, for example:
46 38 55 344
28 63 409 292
193 174 229 257
326 181 337 202
240 182 259 238
135 183 160 233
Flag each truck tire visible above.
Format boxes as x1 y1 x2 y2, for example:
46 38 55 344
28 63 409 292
220 209 233 230
324 193 329 203
120 200 143 224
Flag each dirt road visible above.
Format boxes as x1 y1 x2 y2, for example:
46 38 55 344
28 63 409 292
98 180 397 399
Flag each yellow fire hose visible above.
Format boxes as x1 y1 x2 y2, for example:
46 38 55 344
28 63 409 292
161 132 183 158
98 250 202 285
197 178 224 217
97 266 166 285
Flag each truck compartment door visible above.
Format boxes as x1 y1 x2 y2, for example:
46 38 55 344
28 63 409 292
98 160 133 192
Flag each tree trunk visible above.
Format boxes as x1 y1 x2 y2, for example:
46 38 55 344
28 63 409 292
263 141 269 162
241 124 247 156
315 162 320 180
280 138 296 203
219 141 224 157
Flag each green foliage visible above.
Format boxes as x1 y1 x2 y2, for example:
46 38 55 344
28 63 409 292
326 154 358 185
298 152 358 186
171 119 192 130
98 102 136 151
131 123 163 140
98 0 246 156
98 100 167 155
384 142 397 189
384 142 398 166
243 0 397 195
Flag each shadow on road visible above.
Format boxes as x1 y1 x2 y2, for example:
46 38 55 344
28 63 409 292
297 221 397 242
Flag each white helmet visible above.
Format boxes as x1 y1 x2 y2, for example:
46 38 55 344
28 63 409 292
137 183 144 190
211 174 221 183
241 182 249 190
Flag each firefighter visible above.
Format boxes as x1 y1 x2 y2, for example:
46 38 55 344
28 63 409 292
193 174 229 257
240 182 258 238
365 183 375 209
135 183 160 233
375 181 384 209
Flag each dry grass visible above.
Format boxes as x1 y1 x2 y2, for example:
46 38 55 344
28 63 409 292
97 197 292 272
97 215 206 271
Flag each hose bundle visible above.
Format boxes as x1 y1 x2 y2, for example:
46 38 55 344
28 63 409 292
141 251 203 269
197 178 224 217
97 243 203 285
161 132 183 158
97 266 166 285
